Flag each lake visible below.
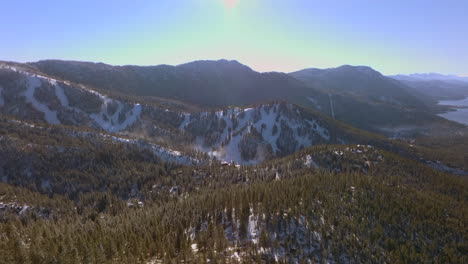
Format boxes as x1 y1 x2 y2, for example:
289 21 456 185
438 97 468 125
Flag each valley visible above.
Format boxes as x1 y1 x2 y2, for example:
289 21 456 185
0 59 466 264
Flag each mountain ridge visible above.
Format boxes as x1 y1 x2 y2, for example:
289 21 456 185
1 59 461 138
389 73 468 100
0 64 378 164
390 72 468 82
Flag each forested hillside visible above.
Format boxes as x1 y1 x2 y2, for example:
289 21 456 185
0 109 467 263
0 63 405 164
1 137 466 263
0 60 466 263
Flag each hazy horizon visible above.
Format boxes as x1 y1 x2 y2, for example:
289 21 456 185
2 0 467 76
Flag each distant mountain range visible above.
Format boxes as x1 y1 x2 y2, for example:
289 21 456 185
389 73 468 100
389 73 468 83
290 65 428 110
0 59 463 141
0 59 454 135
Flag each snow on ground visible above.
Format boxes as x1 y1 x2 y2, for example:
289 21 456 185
0 202 31 215
253 106 281 152
179 113 191 130
183 208 328 263
191 243 198 253
307 96 322 110
248 211 259 244
0 63 18 72
149 142 198 165
183 104 330 164
55 78 142 132
54 83 69 106
64 85 142 132
304 155 319 169
306 120 330 140
23 75 60 124
7 115 197 166
90 100 142 133
93 133 199 165
8 119 40 129
10 67 142 132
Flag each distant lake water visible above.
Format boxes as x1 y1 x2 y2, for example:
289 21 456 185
438 97 468 125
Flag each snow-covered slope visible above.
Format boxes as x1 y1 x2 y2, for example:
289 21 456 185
23 75 61 124
95 134 199 165
0 65 141 132
0 65 350 165
3 118 200 166
179 103 333 164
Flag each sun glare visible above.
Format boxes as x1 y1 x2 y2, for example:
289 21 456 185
224 0 239 9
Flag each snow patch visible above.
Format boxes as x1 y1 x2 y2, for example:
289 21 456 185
97 134 199 165
307 96 321 109
0 64 18 72
191 243 198 253
179 113 190 130
248 211 259 244
23 76 60 124
54 84 69 106
304 155 319 168
90 101 142 133
19 205 30 215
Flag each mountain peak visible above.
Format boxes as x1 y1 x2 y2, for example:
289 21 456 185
334 65 383 77
291 65 383 78
178 59 253 71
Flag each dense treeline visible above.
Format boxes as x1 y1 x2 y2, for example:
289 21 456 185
412 131 468 169
0 169 466 263
0 115 467 263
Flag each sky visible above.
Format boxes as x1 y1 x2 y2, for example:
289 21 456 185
1 0 467 75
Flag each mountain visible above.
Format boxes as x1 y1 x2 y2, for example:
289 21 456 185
1 60 462 167
389 73 468 100
0 63 389 164
390 73 468 83
289 65 461 135
28 59 328 109
8 59 455 137
290 65 428 109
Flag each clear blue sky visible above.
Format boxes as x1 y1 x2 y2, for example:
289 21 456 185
1 0 467 75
